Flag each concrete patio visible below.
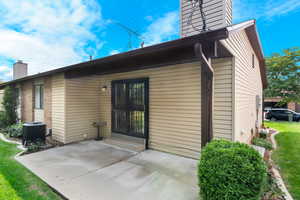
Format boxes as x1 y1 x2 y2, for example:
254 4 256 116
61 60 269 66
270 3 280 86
16 140 198 200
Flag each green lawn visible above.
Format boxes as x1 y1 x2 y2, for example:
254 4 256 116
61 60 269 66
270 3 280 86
265 121 300 200
0 139 62 200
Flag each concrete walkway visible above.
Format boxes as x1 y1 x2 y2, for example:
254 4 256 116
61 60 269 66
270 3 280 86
16 140 198 200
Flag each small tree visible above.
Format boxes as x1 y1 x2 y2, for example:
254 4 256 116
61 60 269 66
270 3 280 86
1 86 18 127
264 47 300 104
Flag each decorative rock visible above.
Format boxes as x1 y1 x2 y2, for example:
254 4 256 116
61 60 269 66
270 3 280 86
251 145 266 157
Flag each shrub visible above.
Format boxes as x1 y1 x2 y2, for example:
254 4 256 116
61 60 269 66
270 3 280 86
27 140 44 153
253 138 273 150
1 86 18 127
198 140 267 200
4 123 23 138
0 111 5 129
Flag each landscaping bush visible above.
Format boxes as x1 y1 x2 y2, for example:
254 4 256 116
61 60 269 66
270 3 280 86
1 86 18 127
253 137 273 150
198 140 267 200
0 111 5 129
4 123 23 138
27 140 44 153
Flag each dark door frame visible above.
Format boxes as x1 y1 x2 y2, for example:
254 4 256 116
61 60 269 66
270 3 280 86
111 78 149 149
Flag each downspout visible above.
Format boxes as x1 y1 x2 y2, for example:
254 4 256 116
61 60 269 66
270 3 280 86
194 43 214 148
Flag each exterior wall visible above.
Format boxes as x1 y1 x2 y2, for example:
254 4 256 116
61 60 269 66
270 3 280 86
180 0 232 37
221 29 263 143
44 77 52 128
212 58 233 140
64 61 234 158
65 63 202 158
19 78 52 128
2 58 235 158
64 76 100 143
21 81 34 122
0 90 4 111
51 73 66 143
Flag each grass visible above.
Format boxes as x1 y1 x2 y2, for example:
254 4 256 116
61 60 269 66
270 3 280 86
0 139 62 200
265 121 300 200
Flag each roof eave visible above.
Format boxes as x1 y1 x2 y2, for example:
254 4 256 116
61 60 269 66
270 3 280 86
0 27 229 89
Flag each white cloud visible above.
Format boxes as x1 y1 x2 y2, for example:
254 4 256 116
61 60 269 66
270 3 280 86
142 11 179 46
265 0 300 18
234 0 300 22
0 65 12 81
0 0 105 77
0 66 10 72
4 71 13 79
109 50 120 55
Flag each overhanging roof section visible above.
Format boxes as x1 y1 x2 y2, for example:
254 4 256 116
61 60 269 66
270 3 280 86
0 27 229 89
0 20 267 89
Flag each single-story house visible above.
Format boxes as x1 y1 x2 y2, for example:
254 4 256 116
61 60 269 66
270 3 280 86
264 97 300 113
0 0 266 159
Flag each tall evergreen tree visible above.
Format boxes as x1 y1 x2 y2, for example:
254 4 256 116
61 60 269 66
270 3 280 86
1 86 18 126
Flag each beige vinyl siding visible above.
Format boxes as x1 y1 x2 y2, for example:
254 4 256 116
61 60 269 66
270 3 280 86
65 62 202 159
180 0 232 37
64 77 100 143
221 29 263 143
51 73 66 143
225 0 233 25
212 58 233 140
0 90 3 111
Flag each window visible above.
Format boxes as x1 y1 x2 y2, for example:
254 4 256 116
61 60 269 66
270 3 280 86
35 84 44 109
15 88 21 106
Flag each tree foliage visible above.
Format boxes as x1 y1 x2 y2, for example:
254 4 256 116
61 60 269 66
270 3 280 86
1 86 18 127
264 47 300 104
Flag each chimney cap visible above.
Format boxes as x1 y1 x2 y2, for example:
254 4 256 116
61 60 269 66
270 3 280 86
17 60 23 63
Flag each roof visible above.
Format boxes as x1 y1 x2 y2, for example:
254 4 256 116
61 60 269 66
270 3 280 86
226 20 267 89
0 20 267 88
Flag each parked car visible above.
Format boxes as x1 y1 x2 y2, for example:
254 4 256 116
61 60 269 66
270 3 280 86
265 109 300 122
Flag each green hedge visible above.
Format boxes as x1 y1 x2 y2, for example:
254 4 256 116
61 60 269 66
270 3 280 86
253 138 273 150
198 140 267 200
4 124 23 138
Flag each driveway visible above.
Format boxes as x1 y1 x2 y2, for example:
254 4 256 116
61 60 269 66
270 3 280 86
16 140 198 200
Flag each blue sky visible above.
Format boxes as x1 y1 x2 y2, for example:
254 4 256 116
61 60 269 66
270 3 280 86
0 0 299 81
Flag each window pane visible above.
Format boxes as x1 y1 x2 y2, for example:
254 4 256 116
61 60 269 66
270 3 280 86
40 86 44 109
35 85 44 109
35 86 40 108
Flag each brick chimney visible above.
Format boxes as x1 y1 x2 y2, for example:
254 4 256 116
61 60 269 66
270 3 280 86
180 0 232 37
13 60 28 80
